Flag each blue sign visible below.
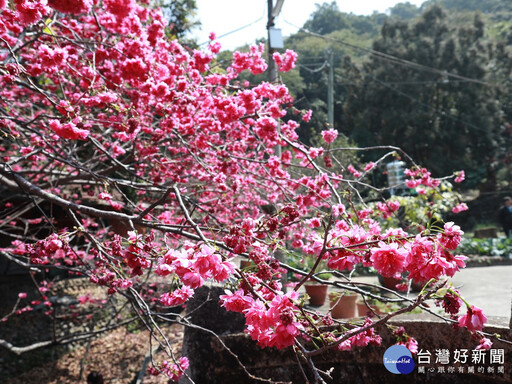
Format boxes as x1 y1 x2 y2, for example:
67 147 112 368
383 345 415 374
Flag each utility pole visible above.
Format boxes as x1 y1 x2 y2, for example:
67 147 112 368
266 0 286 291
267 0 284 160
327 50 334 128
267 0 277 84
267 0 284 84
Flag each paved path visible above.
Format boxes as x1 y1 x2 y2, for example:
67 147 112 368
306 265 512 325
448 265 512 321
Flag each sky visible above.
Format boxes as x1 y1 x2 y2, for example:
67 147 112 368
191 0 427 50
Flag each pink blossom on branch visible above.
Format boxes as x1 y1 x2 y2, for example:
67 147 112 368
49 120 89 140
476 337 492 350
438 222 463 250
370 241 407 277
364 162 376 172
321 128 338 144
14 0 50 26
48 0 92 14
457 305 487 332
273 50 298 72
452 203 468 214
347 164 362 178
160 286 194 306
302 109 312 122
454 170 465 183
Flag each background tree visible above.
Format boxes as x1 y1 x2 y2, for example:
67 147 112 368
269 1 512 191
0 1 503 382
341 5 512 190
157 0 200 39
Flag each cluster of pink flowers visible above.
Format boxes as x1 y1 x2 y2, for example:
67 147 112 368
454 170 465 183
0 0 489 377
148 357 189 381
273 50 298 72
452 203 468 213
49 119 89 140
371 242 407 277
393 327 419 354
337 319 382 351
321 128 338 144
404 167 441 189
156 245 235 295
347 164 362 178
375 200 400 219
230 43 268 75
458 305 487 332
221 290 303 349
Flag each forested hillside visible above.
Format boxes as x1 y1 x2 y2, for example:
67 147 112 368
278 1 512 191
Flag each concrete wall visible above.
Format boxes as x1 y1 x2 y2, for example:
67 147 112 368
180 286 512 384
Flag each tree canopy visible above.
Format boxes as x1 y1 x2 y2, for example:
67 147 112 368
277 1 512 190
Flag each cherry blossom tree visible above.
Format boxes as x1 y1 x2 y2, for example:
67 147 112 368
0 1 497 382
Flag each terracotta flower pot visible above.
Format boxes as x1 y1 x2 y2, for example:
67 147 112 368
378 274 403 290
329 292 358 318
239 260 253 269
305 284 328 306
378 274 424 292
357 301 383 316
410 279 424 292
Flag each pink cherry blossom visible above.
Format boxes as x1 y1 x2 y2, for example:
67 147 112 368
438 222 463 250
458 305 487 332
273 50 298 72
370 241 407 277
346 164 362 178
160 286 194 306
321 129 338 144
452 203 468 214
49 120 89 140
454 170 465 183
48 0 92 14
476 337 492 350
364 162 376 172
302 109 312 122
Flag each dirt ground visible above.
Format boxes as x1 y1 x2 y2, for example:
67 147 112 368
0 275 186 383
4 323 184 384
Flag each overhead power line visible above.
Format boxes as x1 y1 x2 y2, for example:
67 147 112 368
283 19 496 87
199 14 265 46
363 72 492 134
297 60 328 73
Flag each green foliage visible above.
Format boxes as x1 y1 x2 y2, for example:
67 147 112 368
423 0 512 14
157 0 200 39
457 236 512 257
371 181 462 231
341 5 512 189
390 2 421 20
220 1 512 190
303 2 350 35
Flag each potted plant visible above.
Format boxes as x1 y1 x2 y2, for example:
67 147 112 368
304 272 332 306
378 273 424 292
305 282 328 306
288 253 332 306
329 291 358 318
357 297 385 316
239 259 253 270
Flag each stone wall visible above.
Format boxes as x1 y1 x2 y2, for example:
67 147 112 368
180 285 512 384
